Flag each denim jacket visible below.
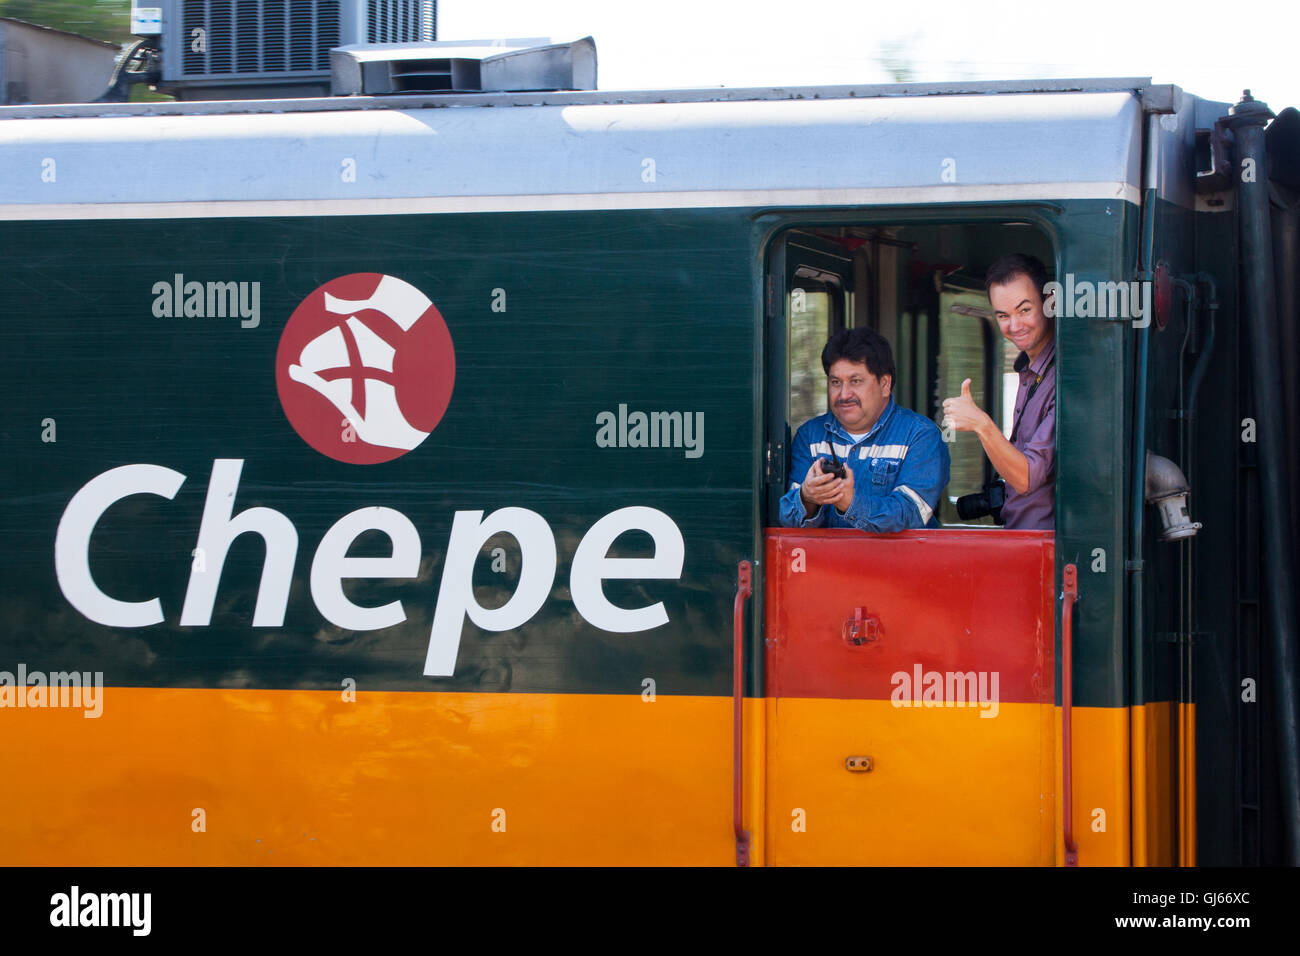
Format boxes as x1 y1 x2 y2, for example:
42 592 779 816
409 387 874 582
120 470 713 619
778 398 951 532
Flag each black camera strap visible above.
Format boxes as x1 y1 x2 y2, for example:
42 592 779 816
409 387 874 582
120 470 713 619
1009 350 1055 445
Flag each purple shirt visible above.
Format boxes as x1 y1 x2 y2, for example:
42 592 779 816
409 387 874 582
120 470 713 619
1000 340 1055 530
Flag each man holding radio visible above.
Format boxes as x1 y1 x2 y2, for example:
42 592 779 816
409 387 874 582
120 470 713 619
779 326 949 532
941 253 1056 530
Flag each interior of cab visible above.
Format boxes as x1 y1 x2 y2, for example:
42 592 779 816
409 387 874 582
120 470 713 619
770 221 1055 527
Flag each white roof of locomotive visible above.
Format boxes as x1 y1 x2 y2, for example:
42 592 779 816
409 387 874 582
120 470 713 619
0 78 1167 218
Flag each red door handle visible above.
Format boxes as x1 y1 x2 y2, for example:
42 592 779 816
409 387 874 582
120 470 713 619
734 560 753 867
1062 563 1079 867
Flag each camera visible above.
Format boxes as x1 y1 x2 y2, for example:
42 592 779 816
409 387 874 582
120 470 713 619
956 478 1007 523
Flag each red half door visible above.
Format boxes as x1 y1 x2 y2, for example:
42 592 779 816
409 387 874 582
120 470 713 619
764 528 1057 865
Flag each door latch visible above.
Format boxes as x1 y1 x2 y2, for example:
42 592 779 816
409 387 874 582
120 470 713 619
842 607 881 646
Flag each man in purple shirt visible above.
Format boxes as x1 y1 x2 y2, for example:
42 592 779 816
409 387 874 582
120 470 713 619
941 253 1056 530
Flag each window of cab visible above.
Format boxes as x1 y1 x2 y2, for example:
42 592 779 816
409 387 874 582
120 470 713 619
770 222 1054 528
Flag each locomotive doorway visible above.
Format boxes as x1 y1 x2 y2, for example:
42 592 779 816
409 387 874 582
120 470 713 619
761 226 1059 865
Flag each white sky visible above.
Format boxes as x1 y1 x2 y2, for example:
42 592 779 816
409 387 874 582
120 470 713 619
440 0 1296 113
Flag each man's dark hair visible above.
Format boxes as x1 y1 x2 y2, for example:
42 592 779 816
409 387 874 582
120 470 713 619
985 253 1050 299
821 326 896 386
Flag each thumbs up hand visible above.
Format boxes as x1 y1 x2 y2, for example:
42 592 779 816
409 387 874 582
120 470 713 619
942 378 991 434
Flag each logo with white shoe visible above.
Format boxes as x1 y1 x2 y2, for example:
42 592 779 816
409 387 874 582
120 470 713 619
276 273 455 464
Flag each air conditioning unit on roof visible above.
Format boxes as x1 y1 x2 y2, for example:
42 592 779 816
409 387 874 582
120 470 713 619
144 0 436 100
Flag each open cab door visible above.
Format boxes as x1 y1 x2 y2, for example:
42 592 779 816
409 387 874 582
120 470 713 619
762 227 1060 865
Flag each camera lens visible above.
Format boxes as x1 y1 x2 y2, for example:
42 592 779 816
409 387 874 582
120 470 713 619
955 491 989 521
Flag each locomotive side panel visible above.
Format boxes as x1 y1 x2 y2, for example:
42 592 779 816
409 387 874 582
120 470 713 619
0 207 761 863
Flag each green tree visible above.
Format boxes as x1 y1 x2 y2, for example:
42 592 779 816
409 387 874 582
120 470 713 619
0 0 131 44
877 34 923 84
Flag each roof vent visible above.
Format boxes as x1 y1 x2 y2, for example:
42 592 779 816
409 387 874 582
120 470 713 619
330 37 596 95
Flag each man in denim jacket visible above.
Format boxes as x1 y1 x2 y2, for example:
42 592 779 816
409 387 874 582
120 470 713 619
779 327 950 531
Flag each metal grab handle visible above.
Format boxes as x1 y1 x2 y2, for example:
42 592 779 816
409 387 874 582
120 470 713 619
733 560 753 867
1062 563 1080 867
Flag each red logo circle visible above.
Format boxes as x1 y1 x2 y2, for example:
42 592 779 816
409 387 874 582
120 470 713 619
276 273 455 464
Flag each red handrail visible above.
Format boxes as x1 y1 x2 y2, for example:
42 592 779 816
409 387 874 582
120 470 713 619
733 559 753 867
1062 563 1079 867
